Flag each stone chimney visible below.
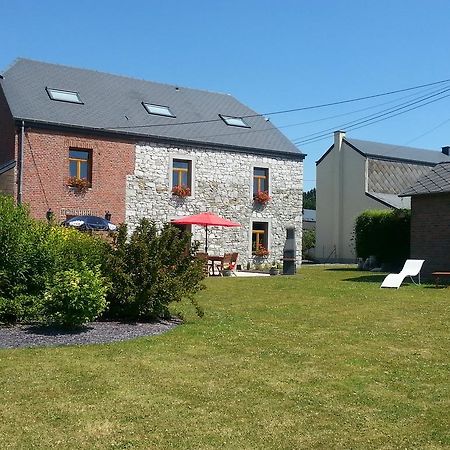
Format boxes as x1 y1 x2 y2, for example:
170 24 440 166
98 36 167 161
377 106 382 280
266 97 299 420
334 130 346 152
442 146 450 156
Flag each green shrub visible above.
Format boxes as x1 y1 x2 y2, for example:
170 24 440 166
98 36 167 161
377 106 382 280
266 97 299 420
104 219 205 321
42 225 110 273
0 196 46 299
42 265 109 326
354 209 410 268
302 229 316 258
0 295 43 324
0 195 110 324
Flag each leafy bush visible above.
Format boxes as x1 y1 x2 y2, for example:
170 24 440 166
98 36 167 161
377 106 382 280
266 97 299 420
0 195 110 324
43 265 109 326
0 295 43 324
0 196 54 299
42 225 110 273
302 229 316 258
354 209 410 269
104 219 205 321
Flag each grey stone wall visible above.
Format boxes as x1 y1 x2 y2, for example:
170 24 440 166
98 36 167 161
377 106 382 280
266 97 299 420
126 142 303 269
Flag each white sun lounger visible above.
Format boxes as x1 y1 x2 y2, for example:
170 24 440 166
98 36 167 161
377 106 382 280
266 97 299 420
380 259 425 289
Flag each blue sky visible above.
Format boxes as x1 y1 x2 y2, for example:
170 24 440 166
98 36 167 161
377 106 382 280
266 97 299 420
2 0 450 191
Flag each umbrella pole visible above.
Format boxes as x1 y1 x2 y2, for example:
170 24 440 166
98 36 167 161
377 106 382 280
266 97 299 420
205 225 208 253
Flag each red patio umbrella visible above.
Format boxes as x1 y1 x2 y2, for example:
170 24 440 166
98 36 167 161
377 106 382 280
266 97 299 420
171 212 240 253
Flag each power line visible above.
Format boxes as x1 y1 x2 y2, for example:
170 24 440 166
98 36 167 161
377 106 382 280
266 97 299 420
294 87 450 145
104 77 450 131
296 91 450 146
188 83 450 141
293 85 450 143
403 116 450 146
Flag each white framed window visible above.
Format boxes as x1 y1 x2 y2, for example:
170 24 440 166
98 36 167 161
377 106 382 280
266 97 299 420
46 87 83 104
169 155 195 198
251 220 271 256
143 102 175 118
253 167 269 194
219 114 250 128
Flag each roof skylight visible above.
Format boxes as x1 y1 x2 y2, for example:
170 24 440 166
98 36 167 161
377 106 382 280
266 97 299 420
46 88 83 104
219 114 250 128
142 102 175 117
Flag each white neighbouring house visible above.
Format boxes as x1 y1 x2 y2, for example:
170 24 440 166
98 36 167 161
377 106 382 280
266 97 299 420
315 131 449 263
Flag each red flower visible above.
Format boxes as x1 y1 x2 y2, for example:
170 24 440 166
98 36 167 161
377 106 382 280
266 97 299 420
172 185 191 197
253 190 271 204
254 244 270 257
67 176 90 193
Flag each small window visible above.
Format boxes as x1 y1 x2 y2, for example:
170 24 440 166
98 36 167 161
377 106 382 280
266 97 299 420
219 114 250 128
143 102 175 117
252 222 269 255
69 149 92 184
253 167 269 194
172 159 192 196
46 88 83 104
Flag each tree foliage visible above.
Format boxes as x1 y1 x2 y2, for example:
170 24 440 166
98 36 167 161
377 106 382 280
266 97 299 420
302 229 316 258
303 188 316 210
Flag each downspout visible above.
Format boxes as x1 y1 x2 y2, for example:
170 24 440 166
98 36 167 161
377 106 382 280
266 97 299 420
17 120 24 204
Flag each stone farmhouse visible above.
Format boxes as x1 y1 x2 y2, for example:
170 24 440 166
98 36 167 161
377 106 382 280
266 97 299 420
315 131 449 262
400 161 450 278
0 59 304 268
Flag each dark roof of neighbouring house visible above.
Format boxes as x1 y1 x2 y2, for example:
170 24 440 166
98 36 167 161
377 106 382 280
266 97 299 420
303 209 316 222
316 137 448 165
346 138 448 165
0 58 303 157
365 192 411 209
400 162 450 196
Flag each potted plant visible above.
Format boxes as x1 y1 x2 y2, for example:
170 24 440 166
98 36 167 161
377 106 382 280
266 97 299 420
269 260 280 276
222 267 232 276
254 244 270 258
172 185 191 197
66 176 90 194
253 190 271 205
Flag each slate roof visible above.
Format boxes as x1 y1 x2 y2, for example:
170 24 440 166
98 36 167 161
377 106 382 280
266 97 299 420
0 58 302 157
346 138 448 165
367 159 434 195
400 162 450 196
365 192 411 209
303 209 316 222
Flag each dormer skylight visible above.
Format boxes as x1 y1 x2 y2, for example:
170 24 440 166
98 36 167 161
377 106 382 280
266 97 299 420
46 87 83 104
142 102 175 118
219 114 250 128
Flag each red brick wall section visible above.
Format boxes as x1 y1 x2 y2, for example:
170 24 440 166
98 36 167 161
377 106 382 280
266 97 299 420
22 128 135 223
410 193 450 278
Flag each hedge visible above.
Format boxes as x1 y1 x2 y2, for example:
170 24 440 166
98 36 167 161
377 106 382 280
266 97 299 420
354 209 410 269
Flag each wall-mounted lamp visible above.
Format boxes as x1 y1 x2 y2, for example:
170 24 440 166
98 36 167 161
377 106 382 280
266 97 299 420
46 208 54 222
104 211 112 221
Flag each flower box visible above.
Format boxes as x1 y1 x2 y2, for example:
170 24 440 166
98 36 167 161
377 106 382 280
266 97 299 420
172 185 191 197
253 190 271 205
254 244 270 257
66 176 90 194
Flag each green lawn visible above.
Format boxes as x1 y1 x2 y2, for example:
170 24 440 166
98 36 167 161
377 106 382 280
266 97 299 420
0 266 449 449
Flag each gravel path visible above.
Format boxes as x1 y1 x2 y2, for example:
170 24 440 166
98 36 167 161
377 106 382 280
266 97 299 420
0 319 181 349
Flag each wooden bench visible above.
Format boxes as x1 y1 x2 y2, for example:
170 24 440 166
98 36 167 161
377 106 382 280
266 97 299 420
432 272 450 288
